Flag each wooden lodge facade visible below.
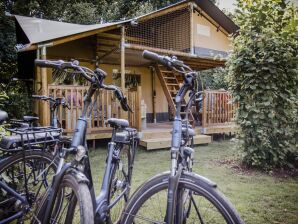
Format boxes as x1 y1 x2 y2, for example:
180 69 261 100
14 0 239 149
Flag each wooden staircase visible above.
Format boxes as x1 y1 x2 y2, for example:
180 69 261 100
155 65 195 125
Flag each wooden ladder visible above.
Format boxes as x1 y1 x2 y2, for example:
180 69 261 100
155 64 195 126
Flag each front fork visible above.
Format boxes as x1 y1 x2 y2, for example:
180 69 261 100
166 159 183 224
166 117 182 224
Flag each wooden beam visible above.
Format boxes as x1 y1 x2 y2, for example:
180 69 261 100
96 38 120 46
124 44 226 63
121 26 126 91
97 46 119 60
202 91 207 128
97 45 119 52
40 46 49 126
98 32 147 43
190 3 194 55
136 86 142 131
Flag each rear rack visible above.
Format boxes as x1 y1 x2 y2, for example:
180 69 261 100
2 126 62 150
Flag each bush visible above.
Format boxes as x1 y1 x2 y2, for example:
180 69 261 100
227 0 298 169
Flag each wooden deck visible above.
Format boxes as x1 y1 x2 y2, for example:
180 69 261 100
139 122 237 150
62 122 236 150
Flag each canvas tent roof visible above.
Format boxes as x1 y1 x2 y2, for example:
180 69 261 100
15 15 122 45
14 0 238 50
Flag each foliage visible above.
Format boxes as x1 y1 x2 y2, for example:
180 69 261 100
63 2 98 24
227 0 298 169
200 67 229 90
0 2 31 118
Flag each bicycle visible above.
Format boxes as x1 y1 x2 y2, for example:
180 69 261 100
120 50 244 224
0 96 70 222
32 94 70 128
32 59 139 224
0 111 60 223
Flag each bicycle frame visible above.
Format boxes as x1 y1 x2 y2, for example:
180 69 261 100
34 81 136 224
0 180 28 224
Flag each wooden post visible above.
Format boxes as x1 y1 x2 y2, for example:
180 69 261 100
152 67 157 123
34 49 41 116
121 26 126 91
40 46 49 125
136 86 142 131
202 91 207 128
190 3 194 55
120 26 129 120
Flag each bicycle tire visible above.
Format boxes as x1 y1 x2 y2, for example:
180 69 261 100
50 174 94 224
0 150 58 221
120 171 244 224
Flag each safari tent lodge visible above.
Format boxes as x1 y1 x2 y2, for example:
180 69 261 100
13 0 238 149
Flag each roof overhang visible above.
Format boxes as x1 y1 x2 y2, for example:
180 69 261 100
13 0 238 52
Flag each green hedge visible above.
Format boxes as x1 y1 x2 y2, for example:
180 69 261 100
227 0 298 169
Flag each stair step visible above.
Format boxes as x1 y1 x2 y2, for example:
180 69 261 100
160 70 173 73
166 83 179 86
140 135 211 150
164 77 176 80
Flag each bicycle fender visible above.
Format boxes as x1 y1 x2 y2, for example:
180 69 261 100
66 168 90 184
182 171 217 188
150 171 217 188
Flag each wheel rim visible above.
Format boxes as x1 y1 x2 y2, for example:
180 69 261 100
0 153 57 221
124 180 233 224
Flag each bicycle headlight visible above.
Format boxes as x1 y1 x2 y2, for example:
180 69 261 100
75 145 86 162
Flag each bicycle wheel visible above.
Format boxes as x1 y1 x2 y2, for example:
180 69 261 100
107 144 132 223
50 174 94 224
120 172 244 224
0 150 57 221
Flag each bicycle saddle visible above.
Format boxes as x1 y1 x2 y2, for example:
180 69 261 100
0 110 8 124
23 116 39 122
107 118 129 128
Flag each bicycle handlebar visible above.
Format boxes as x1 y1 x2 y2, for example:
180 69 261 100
35 59 131 112
142 50 192 72
35 59 93 82
142 50 170 68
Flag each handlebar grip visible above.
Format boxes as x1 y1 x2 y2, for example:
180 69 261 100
35 59 59 68
32 95 44 99
142 50 169 68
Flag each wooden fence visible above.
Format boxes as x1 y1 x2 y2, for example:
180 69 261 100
202 90 237 127
48 85 141 133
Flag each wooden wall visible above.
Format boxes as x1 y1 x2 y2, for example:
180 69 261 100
192 11 232 55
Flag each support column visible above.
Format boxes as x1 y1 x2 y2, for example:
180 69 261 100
120 26 128 120
40 46 49 125
190 3 194 55
121 26 126 91
34 50 41 116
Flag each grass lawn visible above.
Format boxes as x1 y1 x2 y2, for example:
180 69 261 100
89 140 298 224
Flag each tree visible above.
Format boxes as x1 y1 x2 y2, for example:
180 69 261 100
227 0 298 169
200 67 229 90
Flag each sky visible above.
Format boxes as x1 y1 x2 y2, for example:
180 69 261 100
217 0 236 12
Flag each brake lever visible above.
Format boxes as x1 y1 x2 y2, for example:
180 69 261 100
120 97 133 112
114 88 133 112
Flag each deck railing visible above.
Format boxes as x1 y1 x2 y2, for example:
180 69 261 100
48 85 141 133
202 90 237 127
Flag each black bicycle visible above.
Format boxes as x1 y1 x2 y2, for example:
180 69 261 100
32 59 139 224
0 110 60 223
32 94 70 128
0 95 71 223
120 50 244 224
